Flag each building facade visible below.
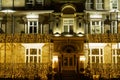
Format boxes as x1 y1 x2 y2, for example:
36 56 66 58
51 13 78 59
0 0 120 79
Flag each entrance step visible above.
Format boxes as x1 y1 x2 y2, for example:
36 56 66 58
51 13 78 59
62 70 79 80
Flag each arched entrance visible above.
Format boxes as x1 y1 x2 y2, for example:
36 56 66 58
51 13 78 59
52 37 85 72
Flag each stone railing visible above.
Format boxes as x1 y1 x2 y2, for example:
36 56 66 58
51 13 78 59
0 34 51 43
0 63 51 79
86 34 120 43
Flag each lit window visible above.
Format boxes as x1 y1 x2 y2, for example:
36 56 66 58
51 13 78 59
86 0 93 10
28 21 38 34
112 49 120 63
89 49 104 63
63 19 74 33
91 21 101 34
0 0 1 10
110 0 118 10
26 49 41 63
111 21 117 33
96 0 104 10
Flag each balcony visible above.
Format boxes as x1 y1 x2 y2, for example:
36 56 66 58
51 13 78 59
0 33 119 43
86 34 120 43
0 34 51 43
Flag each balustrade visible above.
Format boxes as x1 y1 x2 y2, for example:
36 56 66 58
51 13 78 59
0 34 51 43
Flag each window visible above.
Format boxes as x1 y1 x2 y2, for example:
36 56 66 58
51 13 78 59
36 0 44 5
63 19 74 33
112 49 120 63
0 0 1 10
110 0 118 10
26 49 41 63
85 0 93 10
111 21 117 33
28 21 38 34
89 49 104 63
91 21 101 34
96 0 104 10
26 0 34 4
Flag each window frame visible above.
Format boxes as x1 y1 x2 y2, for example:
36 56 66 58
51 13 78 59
112 49 120 63
25 48 41 63
85 0 93 10
63 18 74 33
91 21 101 34
89 48 104 63
96 0 104 10
27 20 38 34
110 0 118 10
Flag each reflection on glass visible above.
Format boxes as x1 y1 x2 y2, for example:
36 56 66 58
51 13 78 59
69 57 73 66
30 49 37 55
34 56 37 63
64 57 68 66
30 56 33 63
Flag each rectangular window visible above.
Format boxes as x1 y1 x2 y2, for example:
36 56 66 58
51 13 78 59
0 0 1 10
91 21 101 34
86 0 93 10
89 48 104 63
28 21 38 34
63 19 74 33
112 49 120 63
26 48 41 63
96 0 104 10
111 0 118 10
111 21 117 33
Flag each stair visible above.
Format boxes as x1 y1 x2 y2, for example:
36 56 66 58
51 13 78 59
62 70 78 80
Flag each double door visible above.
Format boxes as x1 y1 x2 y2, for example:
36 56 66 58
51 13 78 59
61 53 77 71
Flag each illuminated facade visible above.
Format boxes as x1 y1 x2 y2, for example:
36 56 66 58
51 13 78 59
0 0 120 79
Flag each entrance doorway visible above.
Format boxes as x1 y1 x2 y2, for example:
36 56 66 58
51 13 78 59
61 53 77 71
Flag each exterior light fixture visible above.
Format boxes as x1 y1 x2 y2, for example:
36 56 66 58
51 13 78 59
77 32 84 37
52 56 58 62
1 9 15 13
80 56 86 61
64 34 73 37
54 32 61 37
52 56 58 69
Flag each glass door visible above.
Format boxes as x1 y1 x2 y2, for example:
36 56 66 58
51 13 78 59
62 54 76 71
